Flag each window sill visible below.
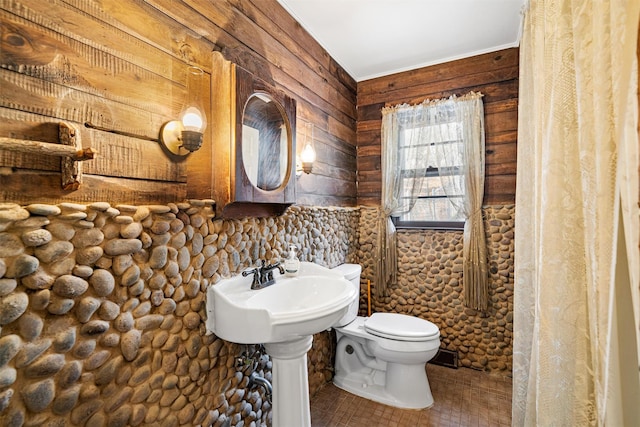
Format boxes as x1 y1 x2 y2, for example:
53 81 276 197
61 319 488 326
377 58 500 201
394 222 464 232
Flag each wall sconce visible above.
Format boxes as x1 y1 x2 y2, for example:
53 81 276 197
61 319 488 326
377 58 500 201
160 66 208 157
297 122 316 175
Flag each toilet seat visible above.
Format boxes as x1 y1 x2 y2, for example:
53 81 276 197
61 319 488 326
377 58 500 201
364 313 439 341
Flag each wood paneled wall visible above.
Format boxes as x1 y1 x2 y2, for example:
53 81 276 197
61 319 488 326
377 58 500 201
0 0 357 207
357 48 519 206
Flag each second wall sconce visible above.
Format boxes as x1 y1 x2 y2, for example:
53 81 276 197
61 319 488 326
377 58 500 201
160 66 208 157
297 122 316 175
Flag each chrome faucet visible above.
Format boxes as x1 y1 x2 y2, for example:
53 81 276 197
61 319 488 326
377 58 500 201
242 260 285 290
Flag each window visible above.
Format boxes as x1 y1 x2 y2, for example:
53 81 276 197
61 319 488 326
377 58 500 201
393 119 465 230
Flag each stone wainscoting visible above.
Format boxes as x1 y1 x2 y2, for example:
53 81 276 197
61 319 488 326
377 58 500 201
0 201 513 427
0 202 358 427
357 206 514 375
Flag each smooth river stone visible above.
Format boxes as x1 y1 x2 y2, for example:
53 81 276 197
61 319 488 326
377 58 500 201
84 349 111 371
46 222 75 241
157 299 176 315
133 206 150 222
89 202 111 212
0 335 22 368
121 329 141 362
72 340 96 360
132 301 151 318
72 265 94 278
150 219 171 234
95 355 124 386
104 239 143 256
0 388 13 413
202 256 220 278
114 312 134 333
30 290 50 310
76 297 101 323
0 204 24 220
121 264 141 287
24 354 65 378
52 384 81 415
24 204 60 216
98 301 120 321
191 233 204 256
0 233 24 257
52 275 89 298
0 279 17 297
5 254 39 278
0 367 16 387
34 241 74 263
112 254 133 276
151 232 171 246
135 315 164 331
80 320 110 336
88 270 114 298
170 232 187 250
53 328 76 353
21 378 55 412
183 312 200 330
178 247 190 271
149 273 167 290
114 215 133 224
14 340 51 369
21 268 55 290
18 312 43 341
47 297 75 315
0 292 28 325
100 333 120 348
121 222 143 239
71 228 104 248
71 400 103 425
21 229 52 247
76 246 103 265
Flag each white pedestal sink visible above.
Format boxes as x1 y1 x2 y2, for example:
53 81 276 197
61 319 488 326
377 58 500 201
205 262 357 427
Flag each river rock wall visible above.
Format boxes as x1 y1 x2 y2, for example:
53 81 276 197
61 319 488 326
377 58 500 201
357 206 514 375
0 202 359 427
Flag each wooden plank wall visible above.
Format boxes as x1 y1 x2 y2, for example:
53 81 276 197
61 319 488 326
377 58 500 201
357 48 519 206
0 0 357 206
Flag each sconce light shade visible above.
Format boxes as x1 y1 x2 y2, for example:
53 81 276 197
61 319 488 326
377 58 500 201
300 143 316 174
160 66 208 157
296 122 316 175
181 106 206 131
179 104 207 152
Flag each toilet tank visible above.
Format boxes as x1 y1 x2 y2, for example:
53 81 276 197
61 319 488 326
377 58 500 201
331 264 362 327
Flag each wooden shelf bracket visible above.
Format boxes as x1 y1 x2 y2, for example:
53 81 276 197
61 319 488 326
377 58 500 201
0 122 96 190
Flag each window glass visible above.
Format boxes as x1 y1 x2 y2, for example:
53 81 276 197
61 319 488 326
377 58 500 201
394 121 465 229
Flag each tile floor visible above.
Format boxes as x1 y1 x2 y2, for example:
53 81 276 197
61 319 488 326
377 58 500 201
310 364 512 427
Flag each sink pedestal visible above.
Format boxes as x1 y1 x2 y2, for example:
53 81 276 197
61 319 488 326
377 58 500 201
265 335 314 427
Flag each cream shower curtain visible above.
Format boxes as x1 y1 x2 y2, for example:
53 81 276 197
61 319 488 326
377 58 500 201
513 0 640 425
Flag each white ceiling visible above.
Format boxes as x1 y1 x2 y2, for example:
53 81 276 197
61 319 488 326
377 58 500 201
277 0 526 82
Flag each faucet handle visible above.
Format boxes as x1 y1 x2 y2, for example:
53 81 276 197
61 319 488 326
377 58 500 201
242 267 260 289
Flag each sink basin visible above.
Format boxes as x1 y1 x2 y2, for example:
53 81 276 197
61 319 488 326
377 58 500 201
205 262 357 344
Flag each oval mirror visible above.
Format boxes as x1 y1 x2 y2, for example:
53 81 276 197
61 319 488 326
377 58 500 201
242 93 290 191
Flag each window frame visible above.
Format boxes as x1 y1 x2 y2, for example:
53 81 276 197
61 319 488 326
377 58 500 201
392 123 466 231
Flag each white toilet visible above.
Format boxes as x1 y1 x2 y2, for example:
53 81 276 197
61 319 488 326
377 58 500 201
331 264 441 409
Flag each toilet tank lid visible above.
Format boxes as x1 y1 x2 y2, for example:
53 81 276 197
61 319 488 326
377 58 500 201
365 313 439 340
331 264 362 281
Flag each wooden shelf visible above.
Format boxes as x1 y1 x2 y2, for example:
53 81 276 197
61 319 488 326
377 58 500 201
0 123 95 190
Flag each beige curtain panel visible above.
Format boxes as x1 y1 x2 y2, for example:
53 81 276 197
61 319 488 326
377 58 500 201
379 92 488 310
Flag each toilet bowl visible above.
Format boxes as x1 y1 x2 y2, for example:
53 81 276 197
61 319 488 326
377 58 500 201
331 264 441 409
